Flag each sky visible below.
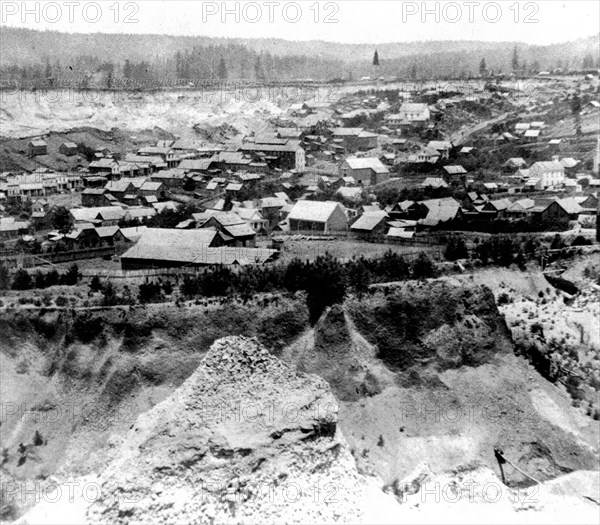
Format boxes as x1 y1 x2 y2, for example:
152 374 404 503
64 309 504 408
1 0 599 45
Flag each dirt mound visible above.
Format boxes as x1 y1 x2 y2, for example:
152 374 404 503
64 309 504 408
79 336 383 523
0 301 309 519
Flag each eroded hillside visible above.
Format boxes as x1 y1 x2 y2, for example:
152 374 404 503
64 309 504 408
2 278 599 523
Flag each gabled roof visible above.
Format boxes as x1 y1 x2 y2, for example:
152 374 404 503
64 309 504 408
443 165 467 175
427 140 452 150
531 161 565 172
178 159 213 171
350 211 388 231
342 157 389 173
288 200 344 223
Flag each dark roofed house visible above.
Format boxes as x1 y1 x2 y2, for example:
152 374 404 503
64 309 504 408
541 198 582 222
105 180 136 203
350 211 388 239
150 169 187 189
138 181 167 199
28 139 48 156
82 187 111 207
59 142 78 156
443 165 467 176
197 211 257 247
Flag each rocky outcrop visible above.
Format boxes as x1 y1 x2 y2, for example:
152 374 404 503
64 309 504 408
82 336 381 524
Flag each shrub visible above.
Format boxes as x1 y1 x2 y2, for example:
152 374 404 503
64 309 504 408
412 253 437 279
55 296 68 307
89 276 103 292
444 235 469 261
33 430 44 446
497 292 511 305
12 269 32 290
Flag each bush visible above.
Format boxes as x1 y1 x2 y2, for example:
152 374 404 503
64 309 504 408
55 296 68 307
444 235 469 261
89 276 103 292
139 282 163 304
305 254 346 324
497 292 511 305
12 269 32 290
412 253 437 279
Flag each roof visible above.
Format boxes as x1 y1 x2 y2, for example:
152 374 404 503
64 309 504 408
222 223 257 238
351 211 388 231
178 159 212 171
288 200 344 223
486 198 512 211
105 181 134 193
554 198 583 215
122 245 277 266
524 130 540 137
336 186 362 200
443 165 467 175
260 197 287 209
331 128 365 137
399 103 429 113
531 161 565 172
559 158 579 169
70 206 126 222
507 198 535 212
420 201 460 226
95 226 122 238
135 228 221 248
387 228 415 239
505 157 527 167
140 181 164 192
427 140 452 150
421 177 449 188
342 157 389 173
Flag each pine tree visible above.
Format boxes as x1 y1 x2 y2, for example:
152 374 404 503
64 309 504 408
410 63 417 80
218 57 227 81
479 58 487 77
373 50 380 66
511 46 519 72
254 55 264 82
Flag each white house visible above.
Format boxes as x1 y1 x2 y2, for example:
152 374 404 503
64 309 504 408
528 161 565 189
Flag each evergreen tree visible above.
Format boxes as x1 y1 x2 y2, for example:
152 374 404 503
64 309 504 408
479 58 487 77
254 55 264 82
218 57 227 80
373 50 380 66
511 46 519 72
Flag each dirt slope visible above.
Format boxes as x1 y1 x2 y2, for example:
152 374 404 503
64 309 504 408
278 281 599 490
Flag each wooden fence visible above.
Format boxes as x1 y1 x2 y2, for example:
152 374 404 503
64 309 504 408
0 245 128 269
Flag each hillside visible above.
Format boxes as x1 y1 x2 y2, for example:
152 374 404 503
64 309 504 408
2 276 598 522
1 27 598 82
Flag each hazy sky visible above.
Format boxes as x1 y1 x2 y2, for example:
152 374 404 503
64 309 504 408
1 1 599 44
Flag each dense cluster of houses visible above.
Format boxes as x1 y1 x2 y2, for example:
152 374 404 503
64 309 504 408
1 79 598 272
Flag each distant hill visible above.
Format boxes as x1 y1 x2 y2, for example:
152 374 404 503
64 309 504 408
0 27 598 83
